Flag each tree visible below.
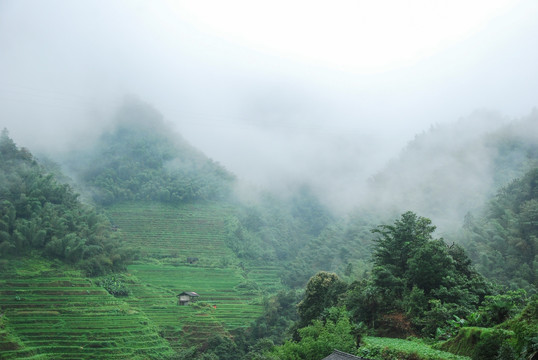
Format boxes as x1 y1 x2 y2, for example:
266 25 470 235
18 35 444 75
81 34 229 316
371 211 436 300
297 271 347 328
271 307 356 360
0 129 132 274
458 167 538 290
353 212 490 336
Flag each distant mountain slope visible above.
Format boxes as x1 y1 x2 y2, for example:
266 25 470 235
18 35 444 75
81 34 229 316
366 110 538 232
0 129 129 275
66 98 235 205
458 166 537 290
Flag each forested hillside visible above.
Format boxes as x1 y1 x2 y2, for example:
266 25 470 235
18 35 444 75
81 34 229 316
0 129 131 275
456 167 538 290
1 103 537 360
65 98 235 205
367 110 538 231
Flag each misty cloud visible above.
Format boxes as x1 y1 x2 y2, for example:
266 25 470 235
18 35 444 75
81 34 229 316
1 0 538 216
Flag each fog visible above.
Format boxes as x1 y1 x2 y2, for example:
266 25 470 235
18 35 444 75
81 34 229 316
2 0 538 213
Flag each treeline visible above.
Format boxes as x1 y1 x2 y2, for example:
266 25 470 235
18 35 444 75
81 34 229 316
457 166 537 290
68 98 235 205
184 212 536 360
223 185 375 289
0 129 132 275
367 110 538 232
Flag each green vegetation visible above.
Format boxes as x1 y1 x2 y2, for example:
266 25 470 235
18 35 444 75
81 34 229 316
2 104 537 359
270 307 356 360
69 98 234 205
0 258 173 359
98 274 130 297
103 201 282 352
0 129 132 275
435 327 513 359
437 296 538 360
458 167 538 291
345 212 490 338
106 202 237 263
358 336 470 360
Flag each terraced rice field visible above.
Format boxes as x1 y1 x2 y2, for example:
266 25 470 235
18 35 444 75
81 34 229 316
0 202 284 358
242 263 284 294
0 259 173 360
106 202 282 347
106 202 236 263
125 264 265 347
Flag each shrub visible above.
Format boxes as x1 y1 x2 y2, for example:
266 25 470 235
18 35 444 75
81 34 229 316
358 336 470 360
98 275 129 296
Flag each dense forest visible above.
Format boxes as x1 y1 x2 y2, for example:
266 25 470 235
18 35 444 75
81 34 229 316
0 101 536 360
0 129 132 275
65 98 235 206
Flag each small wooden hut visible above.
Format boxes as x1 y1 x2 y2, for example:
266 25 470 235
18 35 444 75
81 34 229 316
177 291 200 305
322 350 372 360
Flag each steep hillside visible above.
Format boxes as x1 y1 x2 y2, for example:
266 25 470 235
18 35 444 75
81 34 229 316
367 110 538 232
65 97 235 206
0 129 130 275
456 166 538 290
0 258 174 360
104 202 282 349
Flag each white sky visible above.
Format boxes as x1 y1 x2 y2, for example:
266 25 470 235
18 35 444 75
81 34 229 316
170 0 518 74
1 0 538 205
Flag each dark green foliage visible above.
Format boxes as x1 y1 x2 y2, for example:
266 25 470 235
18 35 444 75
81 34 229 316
222 188 343 287
277 209 376 289
436 327 514 360
245 290 300 345
290 185 332 237
437 295 537 360
470 290 528 327
72 98 234 205
470 329 511 360
358 336 470 360
98 274 130 296
501 296 538 360
0 129 131 274
271 307 356 360
202 335 240 360
297 271 347 327
346 212 490 337
282 216 374 288
459 166 538 291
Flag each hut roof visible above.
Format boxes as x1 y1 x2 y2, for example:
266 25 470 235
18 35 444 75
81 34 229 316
322 350 371 360
177 291 199 297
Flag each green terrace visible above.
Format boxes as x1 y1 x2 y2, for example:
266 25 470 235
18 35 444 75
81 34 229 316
104 202 282 348
0 260 173 359
125 263 265 347
106 202 237 264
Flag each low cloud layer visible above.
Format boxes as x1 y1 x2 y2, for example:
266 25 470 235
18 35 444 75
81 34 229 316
1 0 538 214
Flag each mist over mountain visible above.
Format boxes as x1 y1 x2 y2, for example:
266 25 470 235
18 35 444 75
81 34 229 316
60 98 235 206
364 109 538 232
1 2 538 358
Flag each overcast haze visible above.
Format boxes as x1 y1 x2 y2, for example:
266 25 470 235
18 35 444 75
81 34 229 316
1 0 538 209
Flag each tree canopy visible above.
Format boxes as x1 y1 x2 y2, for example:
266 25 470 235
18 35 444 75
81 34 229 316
459 166 538 291
70 98 235 205
347 212 490 337
0 129 131 275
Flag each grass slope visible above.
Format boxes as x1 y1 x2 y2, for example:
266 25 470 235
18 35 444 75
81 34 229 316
0 201 283 358
0 258 173 360
106 202 236 263
358 337 471 360
106 202 281 348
